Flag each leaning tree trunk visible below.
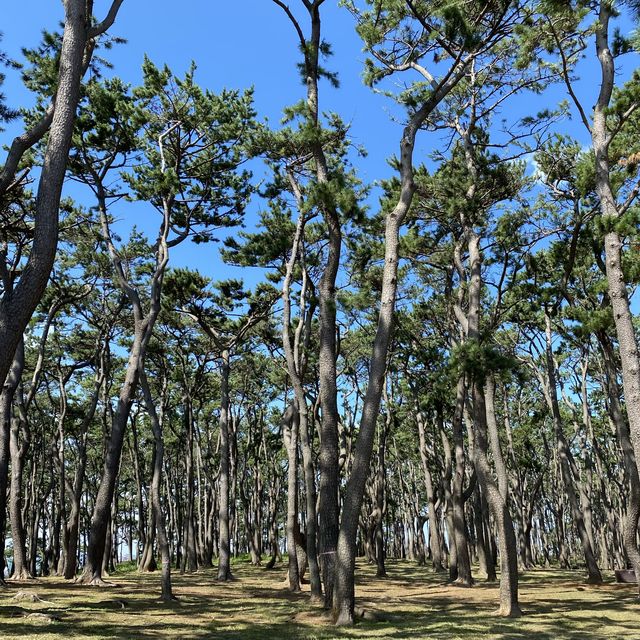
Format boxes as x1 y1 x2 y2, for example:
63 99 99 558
80 174 168 584
590 3 640 590
0 0 124 396
80 332 145 584
332 122 416 625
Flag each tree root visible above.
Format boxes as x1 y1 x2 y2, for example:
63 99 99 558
159 594 179 603
12 591 56 606
451 577 474 587
75 575 117 587
495 604 524 618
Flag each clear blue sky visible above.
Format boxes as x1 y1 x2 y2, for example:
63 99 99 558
1 1 637 285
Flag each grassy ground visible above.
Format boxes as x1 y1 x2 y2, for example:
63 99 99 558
1 559 639 639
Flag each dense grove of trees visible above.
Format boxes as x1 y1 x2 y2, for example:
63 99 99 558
2 0 640 627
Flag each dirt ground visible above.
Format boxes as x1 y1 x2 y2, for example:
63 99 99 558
1 559 639 639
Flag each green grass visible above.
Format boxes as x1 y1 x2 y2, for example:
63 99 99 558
1 559 638 639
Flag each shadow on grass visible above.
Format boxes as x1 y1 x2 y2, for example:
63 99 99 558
1 563 638 639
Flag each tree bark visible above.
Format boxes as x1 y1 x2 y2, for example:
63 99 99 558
140 371 175 601
0 0 124 395
217 348 233 581
0 343 22 581
9 341 30 580
590 3 640 588
597 330 640 593
543 312 602 583
416 410 444 572
283 402 301 591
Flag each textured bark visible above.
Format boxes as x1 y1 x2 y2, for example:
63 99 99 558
217 349 233 581
589 3 640 586
80 133 168 584
80 331 145 584
0 0 124 397
451 376 473 586
373 384 392 578
0 344 22 581
485 377 509 501
306 4 342 607
331 98 426 623
280 205 322 599
63 350 106 579
543 313 602 584
140 371 175 601
283 403 301 592
438 412 458 578
8 342 30 580
416 409 444 572
598 330 640 593
465 231 520 615
181 396 198 574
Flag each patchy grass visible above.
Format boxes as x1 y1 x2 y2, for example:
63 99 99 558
1 559 638 639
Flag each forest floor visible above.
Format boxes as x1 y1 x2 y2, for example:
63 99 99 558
0 559 639 639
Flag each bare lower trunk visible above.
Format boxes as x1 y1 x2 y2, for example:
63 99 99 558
472 382 521 616
331 106 425 621
140 371 175 601
80 335 144 584
543 313 602 583
0 345 22 580
598 330 640 593
466 233 520 615
217 349 233 581
416 410 444 572
451 376 473 586
9 343 30 580
283 403 301 591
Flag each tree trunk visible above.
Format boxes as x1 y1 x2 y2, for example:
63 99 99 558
140 371 175 601
217 349 233 581
416 410 444 572
9 343 30 580
466 233 520 616
451 376 473 586
0 344 23 581
283 403 301 591
332 113 420 623
597 330 640 592
0 0 97 391
80 332 145 584
542 312 602 583
588 3 640 593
